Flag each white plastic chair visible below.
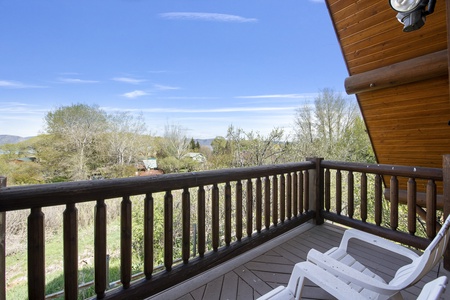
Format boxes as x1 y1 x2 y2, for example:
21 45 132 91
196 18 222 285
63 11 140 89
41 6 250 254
305 215 450 299
258 215 450 300
417 276 447 300
257 264 447 300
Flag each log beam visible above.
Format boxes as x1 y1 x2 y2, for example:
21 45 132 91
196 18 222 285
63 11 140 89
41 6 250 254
345 50 448 95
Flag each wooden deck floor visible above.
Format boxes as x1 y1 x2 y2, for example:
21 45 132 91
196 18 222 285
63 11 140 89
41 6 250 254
149 222 450 300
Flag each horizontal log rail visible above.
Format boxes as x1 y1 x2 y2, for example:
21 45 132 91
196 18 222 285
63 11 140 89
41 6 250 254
344 50 448 94
0 162 315 299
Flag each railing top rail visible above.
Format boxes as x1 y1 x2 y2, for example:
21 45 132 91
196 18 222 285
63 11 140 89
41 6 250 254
321 160 443 180
0 162 314 212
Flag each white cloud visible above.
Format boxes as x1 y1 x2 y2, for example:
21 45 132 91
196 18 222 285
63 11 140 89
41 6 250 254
160 12 257 23
153 84 179 90
58 78 99 84
0 80 46 89
112 77 146 84
236 93 317 99
105 106 296 113
122 90 149 98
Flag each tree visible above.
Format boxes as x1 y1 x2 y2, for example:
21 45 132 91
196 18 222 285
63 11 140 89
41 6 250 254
293 88 373 162
160 123 190 160
44 104 107 180
224 125 291 167
104 111 148 166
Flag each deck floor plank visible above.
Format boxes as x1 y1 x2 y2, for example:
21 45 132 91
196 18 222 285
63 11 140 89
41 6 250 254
220 271 239 300
154 222 450 300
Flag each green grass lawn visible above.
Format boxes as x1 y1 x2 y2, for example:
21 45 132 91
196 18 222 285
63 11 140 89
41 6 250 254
6 218 127 299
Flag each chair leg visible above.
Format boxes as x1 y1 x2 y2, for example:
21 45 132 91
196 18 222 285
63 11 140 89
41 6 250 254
286 265 307 299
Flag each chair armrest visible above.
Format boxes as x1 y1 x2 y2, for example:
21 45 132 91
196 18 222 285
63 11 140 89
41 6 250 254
307 249 401 296
416 276 448 300
290 262 368 300
338 229 420 261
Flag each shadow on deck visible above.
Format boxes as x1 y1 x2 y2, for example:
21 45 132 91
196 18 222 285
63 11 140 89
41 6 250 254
150 222 450 300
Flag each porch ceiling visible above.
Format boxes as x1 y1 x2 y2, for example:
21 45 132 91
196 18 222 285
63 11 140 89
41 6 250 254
325 1 450 172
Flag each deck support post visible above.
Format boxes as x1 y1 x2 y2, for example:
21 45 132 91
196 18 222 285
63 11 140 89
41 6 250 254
307 157 324 225
443 155 450 270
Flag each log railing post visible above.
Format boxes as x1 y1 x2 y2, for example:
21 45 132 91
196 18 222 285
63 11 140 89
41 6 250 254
28 207 45 300
307 157 324 225
95 200 107 299
144 194 154 279
443 155 450 270
164 191 173 270
63 203 78 299
0 176 5 300
121 196 132 289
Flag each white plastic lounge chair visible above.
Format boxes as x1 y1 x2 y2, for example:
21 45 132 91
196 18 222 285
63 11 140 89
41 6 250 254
417 276 447 300
305 215 450 299
257 263 447 300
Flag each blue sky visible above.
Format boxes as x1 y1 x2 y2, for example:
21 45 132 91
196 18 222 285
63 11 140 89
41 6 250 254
0 0 351 139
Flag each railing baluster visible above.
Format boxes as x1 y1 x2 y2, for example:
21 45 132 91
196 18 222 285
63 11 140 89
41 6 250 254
121 196 132 289
375 174 382 226
280 174 285 223
360 173 367 222
212 184 219 251
325 169 330 212
264 176 271 229
390 176 399 231
225 182 232 246
256 177 262 233
336 170 342 215
246 179 253 237
304 171 309 212
426 180 437 239
95 200 107 298
144 194 154 278
182 188 191 263
293 172 298 217
287 173 292 220
348 171 354 218
63 203 78 299
164 191 173 271
198 186 206 256
272 176 278 225
299 171 304 214
28 207 45 300
407 178 417 235
236 181 243 241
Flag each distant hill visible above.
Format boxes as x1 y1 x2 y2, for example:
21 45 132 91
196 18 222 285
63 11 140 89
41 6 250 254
0 135 31 145
195 138 214 148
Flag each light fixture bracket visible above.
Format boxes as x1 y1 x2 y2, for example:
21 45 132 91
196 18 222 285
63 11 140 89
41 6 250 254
389 0 436 32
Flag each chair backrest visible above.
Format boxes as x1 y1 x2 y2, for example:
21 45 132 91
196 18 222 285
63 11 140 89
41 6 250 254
390 215 450 287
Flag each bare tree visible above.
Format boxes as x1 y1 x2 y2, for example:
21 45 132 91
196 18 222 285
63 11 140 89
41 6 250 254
45 104 107 180
161 123 190 160
105 111 148 165
293 88 361 161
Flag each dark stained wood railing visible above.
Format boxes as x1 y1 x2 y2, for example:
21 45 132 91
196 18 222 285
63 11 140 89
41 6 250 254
0 162 315 299
320 160 444 250
1 157 449 299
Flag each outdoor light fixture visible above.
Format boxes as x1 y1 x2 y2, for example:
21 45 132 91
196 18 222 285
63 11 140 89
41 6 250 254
389 0 436 32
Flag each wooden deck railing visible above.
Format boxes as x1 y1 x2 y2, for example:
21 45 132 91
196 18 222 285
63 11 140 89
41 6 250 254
319 160 445 250
0 162 315 299
0 156 449 299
